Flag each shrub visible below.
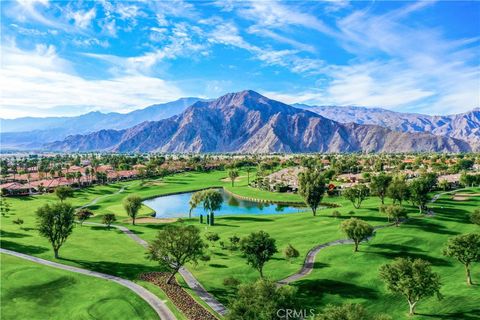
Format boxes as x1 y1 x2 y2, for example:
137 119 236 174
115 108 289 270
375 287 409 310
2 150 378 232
102 213 116 229
229 235 240 250
331 210 341 219
284 244 300 261
205 232 220 247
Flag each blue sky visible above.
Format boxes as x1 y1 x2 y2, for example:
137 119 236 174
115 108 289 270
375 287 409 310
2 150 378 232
1 0 479 118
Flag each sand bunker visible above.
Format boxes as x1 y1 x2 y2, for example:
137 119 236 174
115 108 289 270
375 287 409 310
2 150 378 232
142 181 166 187
453 193 480 197
220 175 246 182
452 196 470 201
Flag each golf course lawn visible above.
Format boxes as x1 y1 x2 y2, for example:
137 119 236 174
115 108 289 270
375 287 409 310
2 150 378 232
1 254 159 320
1 169 479 319
292 190 480 320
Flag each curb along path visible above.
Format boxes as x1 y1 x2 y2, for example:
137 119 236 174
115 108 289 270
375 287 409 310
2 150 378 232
84 222 228 316
0 248 176 320
278 190 447 285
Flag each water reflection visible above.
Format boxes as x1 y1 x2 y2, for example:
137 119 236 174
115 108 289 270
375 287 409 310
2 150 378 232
143 189 306 218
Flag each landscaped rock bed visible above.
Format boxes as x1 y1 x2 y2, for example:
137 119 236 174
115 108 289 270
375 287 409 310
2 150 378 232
140 272 218 320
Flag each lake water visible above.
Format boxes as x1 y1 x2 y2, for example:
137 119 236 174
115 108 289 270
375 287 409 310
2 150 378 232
143 189 306 218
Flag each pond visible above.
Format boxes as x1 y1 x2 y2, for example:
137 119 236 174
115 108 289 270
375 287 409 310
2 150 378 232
143 189 306 218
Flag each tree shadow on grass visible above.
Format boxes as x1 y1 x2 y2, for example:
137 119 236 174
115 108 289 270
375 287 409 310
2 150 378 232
210 223 240 228
214 252 228 257
312 262 330 269
408 220 459 236
141 224 171 230
208 263 228 268
58 257 160 280
433 208 473 224
15 196 37 202
3 276 76 304
294 278 377 304
220 216 274 222
365 248 451 267
369 243 423 252
0 240 48 255
0 230 32 238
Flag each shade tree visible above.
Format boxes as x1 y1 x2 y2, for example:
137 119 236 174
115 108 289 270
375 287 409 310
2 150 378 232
379 258 442 316
380 204 408 226
228 169 239 187
123 194 142 225
240 230 277 278
370 173 392 204
37 202 75 258
343 184 369 209
386 175 409 205
55 186 74 202
443 233 480 286
340 218 374 252
298 168 326 216
147 225 205 284
408 177 433 214
227 279 296 320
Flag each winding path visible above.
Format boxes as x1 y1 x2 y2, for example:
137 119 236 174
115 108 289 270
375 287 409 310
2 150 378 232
0 248 176 320
278 191 447 285
277 224 393 285
79 182 134 209
84 222 228 316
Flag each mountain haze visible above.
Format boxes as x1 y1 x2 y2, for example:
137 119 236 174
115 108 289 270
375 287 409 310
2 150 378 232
0 98 202 149
46 91 471 153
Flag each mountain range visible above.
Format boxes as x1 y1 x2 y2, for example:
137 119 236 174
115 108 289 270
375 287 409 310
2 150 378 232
0 98 201 149
44 90 472 153
295 104 480 150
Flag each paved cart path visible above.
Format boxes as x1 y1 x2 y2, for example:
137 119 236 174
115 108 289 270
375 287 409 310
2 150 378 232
80 182 134 209
278 190 448 285
84 222 228 316
0 248 176 320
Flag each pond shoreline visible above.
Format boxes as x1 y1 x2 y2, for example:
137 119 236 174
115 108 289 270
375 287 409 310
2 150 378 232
143 187 309 218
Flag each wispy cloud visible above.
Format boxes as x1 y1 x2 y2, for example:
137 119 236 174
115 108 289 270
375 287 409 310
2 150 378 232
0 43 183 118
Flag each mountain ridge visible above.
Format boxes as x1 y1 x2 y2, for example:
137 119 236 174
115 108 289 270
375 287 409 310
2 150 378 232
46 90 472 153
0 97 203 149
295 104 480 149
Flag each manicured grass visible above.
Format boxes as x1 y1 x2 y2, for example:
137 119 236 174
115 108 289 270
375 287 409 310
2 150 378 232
2 169 479 320
292 189 480 320
0 188 187 319
0 254 158 320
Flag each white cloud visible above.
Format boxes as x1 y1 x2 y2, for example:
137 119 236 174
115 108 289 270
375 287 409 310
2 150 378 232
67 7 96 29
0 43 184 118
247 26 316 53
238 1 337 36
85 22 209 75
